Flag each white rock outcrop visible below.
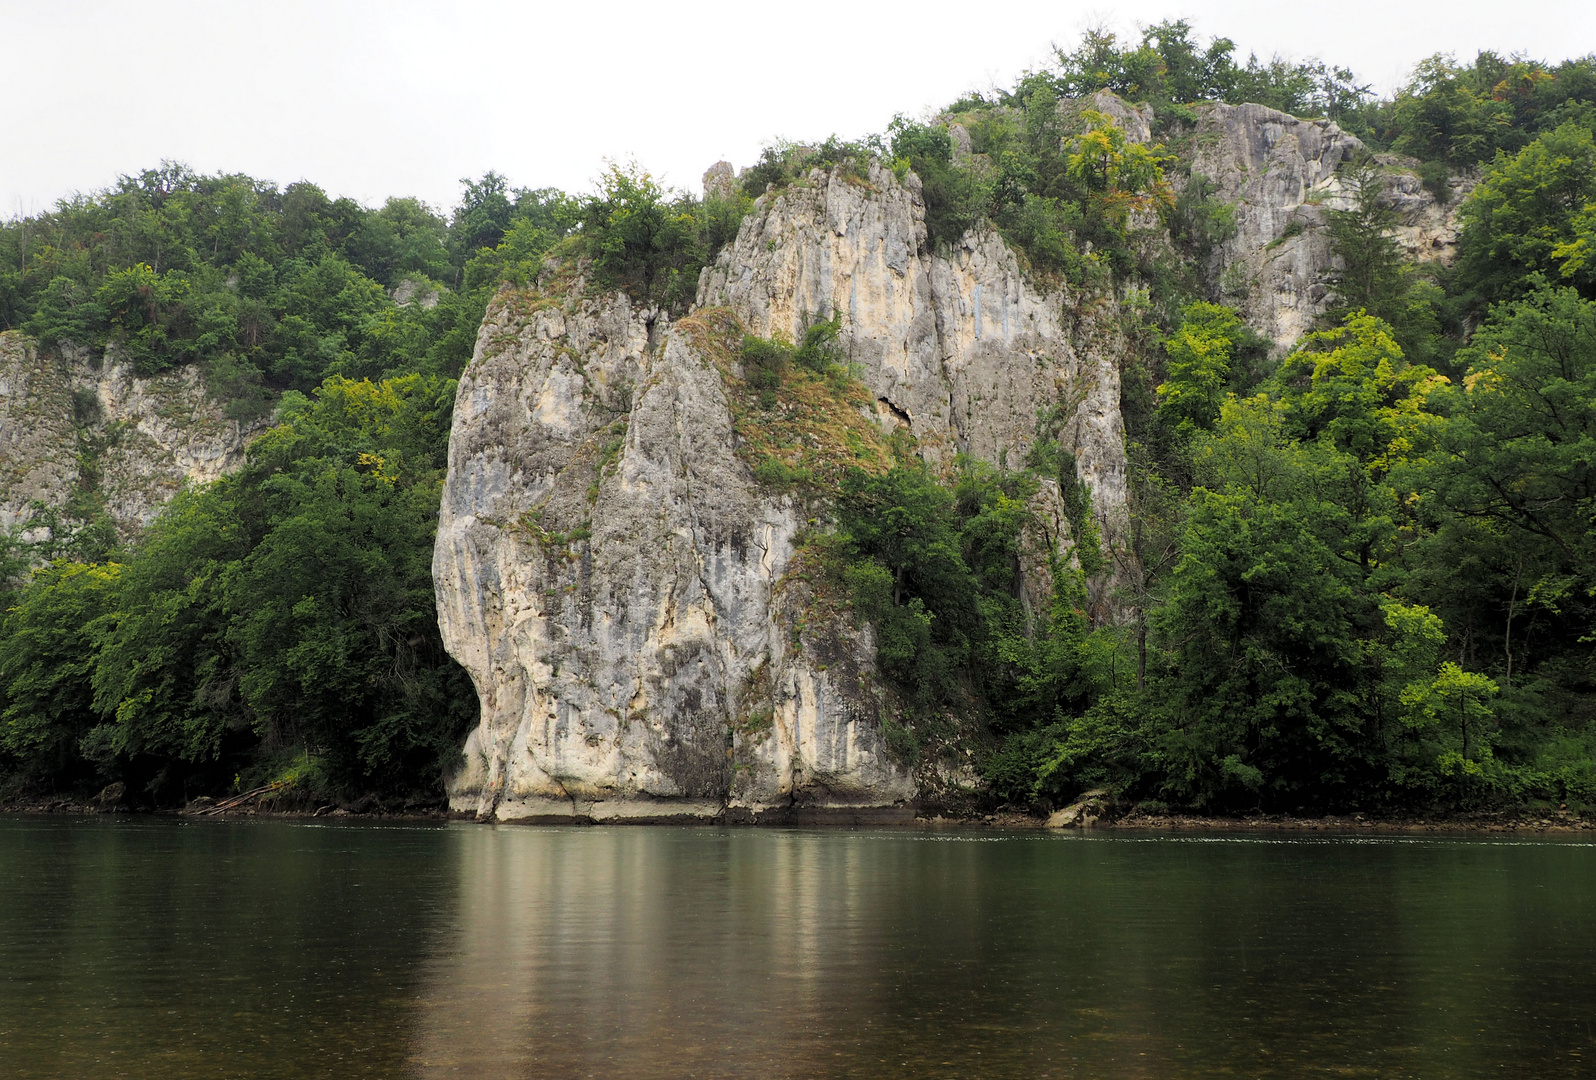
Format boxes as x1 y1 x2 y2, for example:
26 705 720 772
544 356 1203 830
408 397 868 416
0 331 264 542
434 162 1130 821
1189 101 1470 349
434 98 1473 821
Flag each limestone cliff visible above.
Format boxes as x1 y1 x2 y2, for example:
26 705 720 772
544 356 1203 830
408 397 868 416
433 161 1130 822
1188 101 1472 349
0 331 263 545
434 97 1475 821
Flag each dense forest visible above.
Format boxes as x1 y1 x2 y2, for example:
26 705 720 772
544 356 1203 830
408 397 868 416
2 23 1594 816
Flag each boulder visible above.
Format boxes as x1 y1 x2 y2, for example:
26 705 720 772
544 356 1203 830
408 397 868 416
1046 789 1112 829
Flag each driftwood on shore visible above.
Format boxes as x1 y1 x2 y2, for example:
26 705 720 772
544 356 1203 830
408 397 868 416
191 783 287 816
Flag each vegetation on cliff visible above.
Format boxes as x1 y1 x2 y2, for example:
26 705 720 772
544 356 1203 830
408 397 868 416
2 24 1595 815
879 27 1596 814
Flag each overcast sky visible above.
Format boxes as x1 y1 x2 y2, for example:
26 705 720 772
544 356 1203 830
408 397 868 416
4 0 1593 218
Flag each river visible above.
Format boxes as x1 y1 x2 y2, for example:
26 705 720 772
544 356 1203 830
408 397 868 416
1 817 1591 1078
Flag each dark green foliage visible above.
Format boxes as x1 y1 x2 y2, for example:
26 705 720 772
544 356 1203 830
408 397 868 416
740 333 788 409
8 25 1596 818
451 172 516 255
740 148 791 197
0 165 528 388
1322 160 1448 366
0 155 746 804
1326 161 1406 316
1373 52 1596 166
892 81 1170 282
1416 160 1453 205
1050 20 1372 123
1169 174 1237 261
832 455 1111 796
1144 323 1455 808
699 189 754 254
576 164 701 310
0 376 474 804
0 562 120 782
0 164 586 803
1416 284 1596 681
888 115 984 249
575 162 750 313
793 315 843 374
838 461 976 714
820 33 1596 812
973 280 1595 812
1153 485 1366 806
737 316 845 409
1455 123 1596 307
739 137 880 199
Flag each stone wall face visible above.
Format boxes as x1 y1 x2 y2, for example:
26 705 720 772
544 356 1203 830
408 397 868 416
434 93 1471 821
0 331 263 543
434 162 1131 821
1189 101 1470 350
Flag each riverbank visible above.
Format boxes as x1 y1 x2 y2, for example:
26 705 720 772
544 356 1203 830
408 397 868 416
7 796 1595 833
1108 809 1594 833
933 805 1595 833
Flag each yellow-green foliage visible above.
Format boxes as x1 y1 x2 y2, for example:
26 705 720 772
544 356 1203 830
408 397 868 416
677 307 892 490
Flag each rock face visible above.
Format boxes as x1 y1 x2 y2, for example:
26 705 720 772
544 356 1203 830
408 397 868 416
433 161 1131 822
1044 788 1111 828
698 160 1129 516
433 98 1473 822
433 284 915 823
0 331 263 543
1189 101 1471 349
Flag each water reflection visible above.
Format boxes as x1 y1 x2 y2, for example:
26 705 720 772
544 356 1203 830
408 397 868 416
410 829 893 1078
1 819 1593 1079
0 817 458 1079
409 829 1596 1079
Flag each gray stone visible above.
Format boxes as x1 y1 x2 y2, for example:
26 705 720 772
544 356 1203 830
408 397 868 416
1188 100 1471 350
392 276 442 309
1046 788 1110 828
948 123 973 162
435 161 1134 821
702 161 737 202
0 331 266 546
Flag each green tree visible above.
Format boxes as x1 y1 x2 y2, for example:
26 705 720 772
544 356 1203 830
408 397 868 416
1456 123 1596 306
450 172 516 261
1326 161 1405 316
1417 283 1596 668
576 163 703 310
0 562 121 781
838 461 978 712
1271 313 1450 477
1157 301 1244 431
88 487 245 774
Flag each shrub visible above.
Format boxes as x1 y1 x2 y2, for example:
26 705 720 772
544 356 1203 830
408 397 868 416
739 333 789 408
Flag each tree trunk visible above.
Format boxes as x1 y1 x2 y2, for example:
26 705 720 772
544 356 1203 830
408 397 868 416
1136 610 1147 692
1504 558 1523 690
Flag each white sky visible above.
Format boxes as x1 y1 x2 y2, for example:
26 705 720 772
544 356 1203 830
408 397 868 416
3 0 1593 218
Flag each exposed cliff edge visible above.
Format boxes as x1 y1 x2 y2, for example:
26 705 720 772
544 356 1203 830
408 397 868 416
0 330 264 544
433 160 1131 822
432 95 1476 822
1189 101 1472 349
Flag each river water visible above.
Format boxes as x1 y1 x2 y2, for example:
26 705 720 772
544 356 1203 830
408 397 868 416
1 817 1592 1078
